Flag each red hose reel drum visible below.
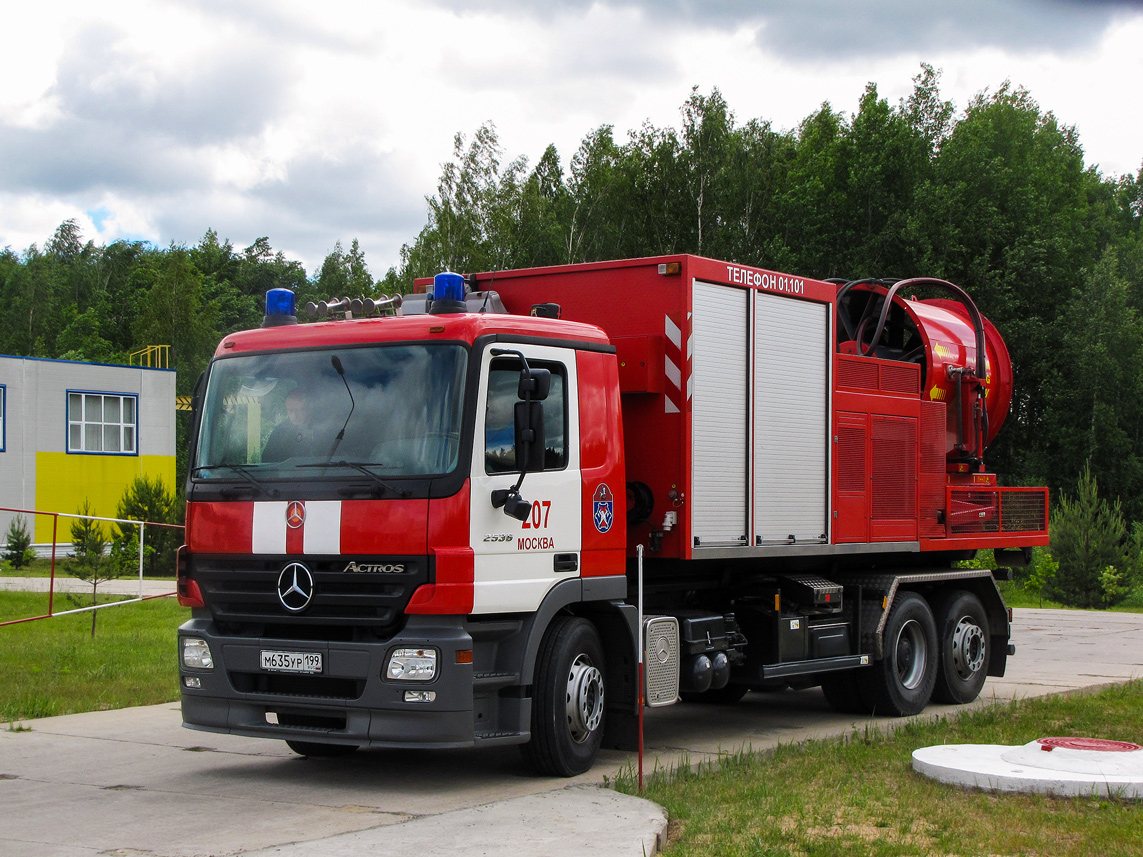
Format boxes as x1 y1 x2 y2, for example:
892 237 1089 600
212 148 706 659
908 297 1013 456
837 279 1013 464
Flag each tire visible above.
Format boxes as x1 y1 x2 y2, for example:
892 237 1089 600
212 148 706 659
279 712 360 757
931 590 990 705
521 616 606 777
285 740 359 757
681 684 749 705
820 670 872 714
856 591 937 716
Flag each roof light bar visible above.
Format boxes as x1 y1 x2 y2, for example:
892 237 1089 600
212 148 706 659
262 289 298 327
429 271 468 314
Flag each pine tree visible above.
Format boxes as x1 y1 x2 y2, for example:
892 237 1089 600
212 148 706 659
3 516 34 569
1046 465 1127 608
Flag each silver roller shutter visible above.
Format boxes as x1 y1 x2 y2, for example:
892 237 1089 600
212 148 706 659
753 291 829 543
691 281 749 546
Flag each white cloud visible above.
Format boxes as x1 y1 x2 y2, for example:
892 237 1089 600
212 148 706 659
0 0 1140 273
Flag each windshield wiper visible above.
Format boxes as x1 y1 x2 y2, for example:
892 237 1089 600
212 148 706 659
192 463 268 494
296 460 412 498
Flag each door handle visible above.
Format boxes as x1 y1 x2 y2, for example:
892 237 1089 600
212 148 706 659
553 553 578 573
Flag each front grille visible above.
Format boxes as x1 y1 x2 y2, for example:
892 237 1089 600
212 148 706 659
274 711 349 730
192 555 427 632
230 671 365 700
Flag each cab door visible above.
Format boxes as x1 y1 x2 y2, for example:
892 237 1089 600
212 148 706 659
469 344 581 613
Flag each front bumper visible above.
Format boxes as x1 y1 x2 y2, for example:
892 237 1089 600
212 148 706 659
178 615 477 748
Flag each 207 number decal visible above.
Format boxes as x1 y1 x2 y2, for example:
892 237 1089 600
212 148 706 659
520 500 552 529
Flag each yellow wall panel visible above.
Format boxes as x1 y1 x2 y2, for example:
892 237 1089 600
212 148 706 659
33 453 177 542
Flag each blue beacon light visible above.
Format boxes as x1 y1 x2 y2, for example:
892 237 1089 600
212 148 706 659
262 288 298 327
429 271 468 314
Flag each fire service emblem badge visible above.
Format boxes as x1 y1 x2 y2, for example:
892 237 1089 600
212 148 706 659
593 483 614 534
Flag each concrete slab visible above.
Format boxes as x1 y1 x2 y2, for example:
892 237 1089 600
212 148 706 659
0 606 1140 856
238 787 667 857
913 739 1143 798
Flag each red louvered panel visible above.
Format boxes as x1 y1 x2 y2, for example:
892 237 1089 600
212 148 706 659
837 356 879 391
879 362 920 396
871 415 917 541
919 400 946 537
837 423 866 492
833 411 869 543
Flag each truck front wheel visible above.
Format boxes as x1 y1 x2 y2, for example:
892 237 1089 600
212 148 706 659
857 592 937 716
284 740 359 757
279 713 360 757
931 590 989 705
821 669 872 714
522 616 606 777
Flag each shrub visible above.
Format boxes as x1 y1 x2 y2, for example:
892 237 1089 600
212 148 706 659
1046 465 1127 608
115 475 181 577
3 515 34 569
1025 549 1058 607
70 500 112 586
1099 566 1131 606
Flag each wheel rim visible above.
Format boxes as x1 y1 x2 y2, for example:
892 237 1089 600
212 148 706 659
565 653 604 744
894 618 928 690
951 616 987 679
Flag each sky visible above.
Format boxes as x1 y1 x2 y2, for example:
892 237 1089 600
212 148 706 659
1 0 1141 276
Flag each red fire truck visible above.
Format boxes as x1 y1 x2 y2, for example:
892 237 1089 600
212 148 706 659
177 255 1049 776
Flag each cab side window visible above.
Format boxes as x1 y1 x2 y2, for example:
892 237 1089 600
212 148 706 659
485 359 567 474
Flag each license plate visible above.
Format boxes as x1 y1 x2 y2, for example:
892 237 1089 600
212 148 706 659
260 650 323 674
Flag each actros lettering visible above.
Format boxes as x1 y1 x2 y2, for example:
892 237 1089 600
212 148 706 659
343 561 405 574
725 265 805 295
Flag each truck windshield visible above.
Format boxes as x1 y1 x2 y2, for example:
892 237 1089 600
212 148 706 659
193 344 468 479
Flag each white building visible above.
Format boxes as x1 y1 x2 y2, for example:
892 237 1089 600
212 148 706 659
0 354 176 545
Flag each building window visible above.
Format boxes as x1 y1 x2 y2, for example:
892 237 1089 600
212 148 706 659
67 391 137 454
0 384 5 452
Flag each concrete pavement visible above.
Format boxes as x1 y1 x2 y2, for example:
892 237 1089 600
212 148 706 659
0 575 175 598
0 607 1140 856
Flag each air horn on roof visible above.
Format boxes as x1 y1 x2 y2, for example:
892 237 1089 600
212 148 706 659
305 293 403 319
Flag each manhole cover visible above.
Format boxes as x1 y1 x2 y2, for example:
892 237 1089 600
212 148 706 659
1037 737 1142 753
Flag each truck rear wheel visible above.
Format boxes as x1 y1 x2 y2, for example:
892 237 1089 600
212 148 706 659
857 592 937 716
931 590 989 705
522 616 605 777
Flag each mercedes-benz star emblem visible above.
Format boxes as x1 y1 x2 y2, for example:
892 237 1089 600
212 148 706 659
285 501 306 529
277 563 314 612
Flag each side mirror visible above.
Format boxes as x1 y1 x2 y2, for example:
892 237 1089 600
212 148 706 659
188 371 205 459
514 401 546 472
518 368 551 401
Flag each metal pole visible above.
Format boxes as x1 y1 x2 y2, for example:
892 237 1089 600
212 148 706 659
48 513 58 617
138 521 145 599
637 543 644 792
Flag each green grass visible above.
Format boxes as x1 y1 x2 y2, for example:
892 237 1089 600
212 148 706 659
0 591 189 722
614 681 1143 857
997 579 1067 609
1 555 175 579
998 579 1143 612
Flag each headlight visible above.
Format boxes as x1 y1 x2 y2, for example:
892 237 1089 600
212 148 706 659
386 647 437 681
182 637 214 669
